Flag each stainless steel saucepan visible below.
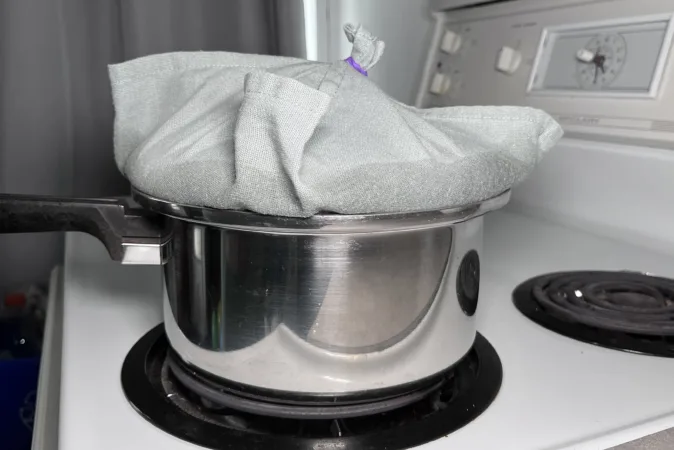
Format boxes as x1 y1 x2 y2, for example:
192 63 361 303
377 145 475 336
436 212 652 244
0 189 509 397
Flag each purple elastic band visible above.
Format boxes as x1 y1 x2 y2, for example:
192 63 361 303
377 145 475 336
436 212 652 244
345 57 368 76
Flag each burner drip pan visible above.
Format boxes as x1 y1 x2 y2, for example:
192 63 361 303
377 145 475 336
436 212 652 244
121 325 502 450
513 271 674 357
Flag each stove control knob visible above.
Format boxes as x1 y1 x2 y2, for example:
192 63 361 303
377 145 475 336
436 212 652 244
496 46 522 75
429 73 452 95
440 30 463 54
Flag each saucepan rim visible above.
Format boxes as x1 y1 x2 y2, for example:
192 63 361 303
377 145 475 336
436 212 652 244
132 188 510 234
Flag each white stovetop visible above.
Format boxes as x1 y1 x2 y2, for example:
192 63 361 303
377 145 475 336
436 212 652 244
57 210 674 450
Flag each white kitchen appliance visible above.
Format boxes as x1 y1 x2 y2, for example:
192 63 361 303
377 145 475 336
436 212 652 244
419 0 674 149
32 0 674 449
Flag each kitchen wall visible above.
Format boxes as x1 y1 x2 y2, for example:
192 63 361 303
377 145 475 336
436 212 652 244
310 0 435 105
509 137 674 256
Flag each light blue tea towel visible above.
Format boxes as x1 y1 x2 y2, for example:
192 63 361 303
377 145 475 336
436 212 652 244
109 24 562 217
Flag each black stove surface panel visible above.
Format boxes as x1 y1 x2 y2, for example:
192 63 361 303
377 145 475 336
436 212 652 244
513 271 674 357
121 325 502 450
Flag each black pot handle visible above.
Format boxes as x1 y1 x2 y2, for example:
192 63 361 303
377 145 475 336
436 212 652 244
0 194 170 265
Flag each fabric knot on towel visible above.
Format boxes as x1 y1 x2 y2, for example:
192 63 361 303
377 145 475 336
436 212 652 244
343 23 385 73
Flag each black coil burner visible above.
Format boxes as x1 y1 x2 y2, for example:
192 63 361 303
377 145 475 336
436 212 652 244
121 325 502 450
513 271 674 357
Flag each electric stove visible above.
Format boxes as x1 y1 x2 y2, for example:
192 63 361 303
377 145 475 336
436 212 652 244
31 113 674 450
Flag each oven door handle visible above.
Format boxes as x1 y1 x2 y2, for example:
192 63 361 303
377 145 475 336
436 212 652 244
0 193 170 265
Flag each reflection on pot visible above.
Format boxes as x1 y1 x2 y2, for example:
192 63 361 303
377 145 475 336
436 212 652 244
165 221 453 354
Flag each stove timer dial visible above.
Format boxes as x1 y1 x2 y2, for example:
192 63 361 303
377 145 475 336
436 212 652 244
575 33 627 89
528 15 672 97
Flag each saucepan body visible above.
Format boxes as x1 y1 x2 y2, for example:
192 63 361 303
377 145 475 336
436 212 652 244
135 190 507 396
0 189 509 397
